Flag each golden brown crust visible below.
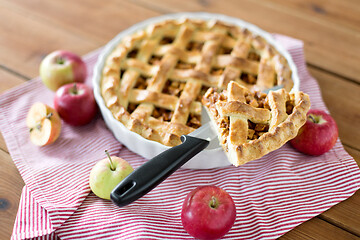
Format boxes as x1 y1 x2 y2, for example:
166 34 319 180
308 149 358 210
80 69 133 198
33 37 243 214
202 81 310 166
101 18 295 146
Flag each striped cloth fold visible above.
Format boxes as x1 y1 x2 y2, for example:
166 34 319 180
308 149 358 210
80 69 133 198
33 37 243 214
0 51 123 239
1 34 359 240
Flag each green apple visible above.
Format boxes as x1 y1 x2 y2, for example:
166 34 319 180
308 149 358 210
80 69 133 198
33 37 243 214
89 150 134 200
40 50 87 91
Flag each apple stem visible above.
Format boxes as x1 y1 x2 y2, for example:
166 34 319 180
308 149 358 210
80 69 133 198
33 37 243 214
210 196 217 209
105 150 115 171
308 114 317 123
72 83 78 95
56 57 65 65
46 112 53 119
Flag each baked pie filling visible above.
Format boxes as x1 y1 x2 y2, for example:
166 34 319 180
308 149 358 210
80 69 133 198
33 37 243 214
101 19 295 147
202 81 310 166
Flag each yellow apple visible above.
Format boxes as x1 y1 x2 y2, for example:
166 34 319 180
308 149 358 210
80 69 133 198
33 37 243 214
26 102 62 146
40 50 87 91
89 151 134 200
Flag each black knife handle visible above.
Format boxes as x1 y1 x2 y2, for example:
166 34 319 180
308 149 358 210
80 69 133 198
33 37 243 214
110 135 209 207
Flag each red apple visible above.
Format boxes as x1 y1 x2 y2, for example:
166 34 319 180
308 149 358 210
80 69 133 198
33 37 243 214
54 83 97 126
181 185 236 240
26 102 62 146
40 50 87 91
290 109 338 156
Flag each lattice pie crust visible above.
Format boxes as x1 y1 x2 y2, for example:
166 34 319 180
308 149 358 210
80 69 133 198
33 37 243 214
202 81 310 166
101 19 295 146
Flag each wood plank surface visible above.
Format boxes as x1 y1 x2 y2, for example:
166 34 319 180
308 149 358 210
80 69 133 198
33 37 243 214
0 5 95 79
0 0 159 78
0 150 25 240
2 0 159 44
0 69 26 153
0 68 27 93
268 0 360 32
0 0 359 239
280 217 359 240
320 147 360 236
308 68 360 150
133 0 360 83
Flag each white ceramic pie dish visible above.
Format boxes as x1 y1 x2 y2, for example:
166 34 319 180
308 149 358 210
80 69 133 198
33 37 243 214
92 12 300 169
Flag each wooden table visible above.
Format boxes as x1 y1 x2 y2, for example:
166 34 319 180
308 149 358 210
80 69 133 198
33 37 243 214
0 0 359 239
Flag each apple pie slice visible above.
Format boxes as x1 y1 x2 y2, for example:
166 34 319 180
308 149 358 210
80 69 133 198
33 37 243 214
202 81 310 166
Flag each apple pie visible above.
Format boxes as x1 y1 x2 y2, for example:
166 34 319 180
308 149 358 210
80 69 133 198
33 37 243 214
101 19 295 146
202 81 310 166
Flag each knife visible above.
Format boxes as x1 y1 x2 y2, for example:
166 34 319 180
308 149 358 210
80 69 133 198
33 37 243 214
110 122 217 207
110 85 283 207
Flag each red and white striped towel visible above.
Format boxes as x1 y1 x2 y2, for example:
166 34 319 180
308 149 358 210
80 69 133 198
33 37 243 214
0 34 359 240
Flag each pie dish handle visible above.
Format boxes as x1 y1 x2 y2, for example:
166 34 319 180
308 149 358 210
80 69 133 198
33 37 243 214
110 135 209 207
